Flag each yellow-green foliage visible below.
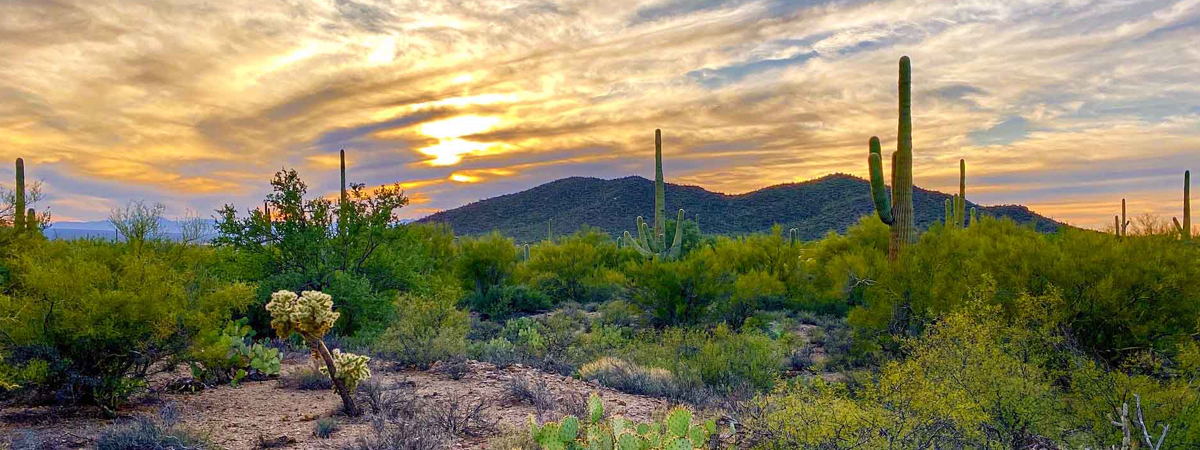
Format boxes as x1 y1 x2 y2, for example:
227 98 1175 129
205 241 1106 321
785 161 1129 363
375 286 469 368
0 238 251 406
849 216 1200 364
744 285 1200 449
516 227 629 305
530 394 719 450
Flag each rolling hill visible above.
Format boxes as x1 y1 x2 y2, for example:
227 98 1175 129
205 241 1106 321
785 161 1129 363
417 174 1062 243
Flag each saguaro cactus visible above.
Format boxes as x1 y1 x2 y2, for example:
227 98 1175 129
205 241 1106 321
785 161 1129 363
14 158 25 231
1116 199 1130 238
1173 170 1191 240
944 159 968 227
868 56 916 261
624 129 685 260
547 218 553 242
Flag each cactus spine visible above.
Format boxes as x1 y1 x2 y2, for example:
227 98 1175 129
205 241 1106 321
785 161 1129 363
868 56 916 261
624 129 685 260
14 158 25 231
1173 170 1191 240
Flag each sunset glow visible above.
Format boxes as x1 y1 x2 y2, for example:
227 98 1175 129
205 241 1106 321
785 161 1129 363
0 0 1196 227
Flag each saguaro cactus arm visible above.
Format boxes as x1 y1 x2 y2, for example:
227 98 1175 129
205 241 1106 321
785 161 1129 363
666 209 685 259
867 137 894 225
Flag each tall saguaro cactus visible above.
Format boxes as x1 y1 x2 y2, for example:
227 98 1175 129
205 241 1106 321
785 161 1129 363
14 158 25 231
1174 170 1191 240
625 129 685 260
868 56 916 261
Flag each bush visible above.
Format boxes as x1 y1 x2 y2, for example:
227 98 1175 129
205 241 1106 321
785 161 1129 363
517 228 627 305
456 231 518 315
279 367 334 390
94 405 210 450
463 283 550 320
314 418 340 438
375 289 469 369
628 253 731 326
849 217 1200 364
0 238 251 411
742 290 1200 449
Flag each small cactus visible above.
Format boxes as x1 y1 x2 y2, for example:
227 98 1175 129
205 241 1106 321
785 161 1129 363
944 159 968 227
530 394 722 450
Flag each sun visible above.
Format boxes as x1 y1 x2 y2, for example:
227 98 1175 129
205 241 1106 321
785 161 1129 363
417 115 504 165
419 115 501 139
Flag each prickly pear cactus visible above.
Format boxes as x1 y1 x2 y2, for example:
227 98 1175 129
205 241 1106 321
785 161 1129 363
530 394 721 450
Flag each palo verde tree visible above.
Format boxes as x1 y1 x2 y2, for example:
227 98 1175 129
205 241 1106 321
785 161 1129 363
214 156 409 336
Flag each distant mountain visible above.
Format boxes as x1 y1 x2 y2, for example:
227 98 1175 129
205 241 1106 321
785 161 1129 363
417 174 1062 243
46 218 219 242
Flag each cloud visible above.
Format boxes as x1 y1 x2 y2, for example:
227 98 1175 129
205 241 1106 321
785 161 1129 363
0 0 1197 229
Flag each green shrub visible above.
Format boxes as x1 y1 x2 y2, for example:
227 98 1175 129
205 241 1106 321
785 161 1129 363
0 238 250 411
468 337 519 367
375 288 469 369
628 252 731 326
212 168 413 339
744 288 1200 449
849 217 1200 364
315 418 340 438
517 227 627 305
463 283 550 319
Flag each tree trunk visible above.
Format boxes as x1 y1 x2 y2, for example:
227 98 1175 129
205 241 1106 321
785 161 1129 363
308 337 361 416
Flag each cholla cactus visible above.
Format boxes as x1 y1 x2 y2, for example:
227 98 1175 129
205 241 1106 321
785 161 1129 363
266 290 341 338
266 289 368 416
320 349 371 391
531 394 721 450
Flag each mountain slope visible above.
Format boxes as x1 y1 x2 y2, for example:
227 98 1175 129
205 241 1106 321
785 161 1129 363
417 174 1062 243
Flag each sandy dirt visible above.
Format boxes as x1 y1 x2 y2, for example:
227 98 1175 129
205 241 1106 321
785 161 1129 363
1 358 669 450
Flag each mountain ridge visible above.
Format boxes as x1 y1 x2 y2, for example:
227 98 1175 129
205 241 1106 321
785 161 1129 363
417 173 1062 243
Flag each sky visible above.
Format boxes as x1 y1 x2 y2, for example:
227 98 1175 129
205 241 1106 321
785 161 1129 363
1 0 1198 230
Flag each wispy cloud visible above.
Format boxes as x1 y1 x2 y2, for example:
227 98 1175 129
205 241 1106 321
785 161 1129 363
0 0 1197 229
